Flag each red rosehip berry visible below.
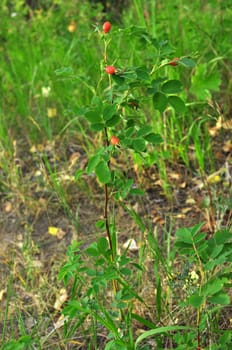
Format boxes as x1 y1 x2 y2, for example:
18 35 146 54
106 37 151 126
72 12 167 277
110 135 120 146
103 21 112 33
105 66 116 75
169 58 180 66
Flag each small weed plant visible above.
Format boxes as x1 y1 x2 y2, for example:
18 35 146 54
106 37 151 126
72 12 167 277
56 22 231 350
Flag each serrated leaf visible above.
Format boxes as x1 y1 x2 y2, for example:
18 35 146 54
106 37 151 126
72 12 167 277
87 154 101 174
125 126 134 137
95 219 105 229
120 178 134 198
145 132 163 144
132 138 146 152
103 104 117 121
97 237 109 254
168 95 186 113
208 292 230 305
192 232 207 244
85 243 100 257
153 92 168 112
122 137 132 147
105 115 121 127
210 244 224 259
175 227 193 244
90 123 105 131
85 110 102 123
179 57 196 68
161 79 183 94
95 160 111 184
112 74 125 85
121 69 137 80
202 278 226 296
214 229 232 245
137 125 152 137
135 66 150 81
187 294 205 308
129 188 145 196
91 95 103 109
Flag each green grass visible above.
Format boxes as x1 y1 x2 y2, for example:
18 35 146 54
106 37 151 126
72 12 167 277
0 0 231 349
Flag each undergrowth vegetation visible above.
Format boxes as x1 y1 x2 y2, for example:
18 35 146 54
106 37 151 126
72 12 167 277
0 0 231 349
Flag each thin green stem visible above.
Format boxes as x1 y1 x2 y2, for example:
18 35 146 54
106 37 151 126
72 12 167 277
103 127 113 254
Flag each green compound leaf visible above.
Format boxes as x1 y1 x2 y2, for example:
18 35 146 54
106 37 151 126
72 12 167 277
95 160 111 184
87 154 101 174
153 92 168 112
208 292 230 305
90 123 105 131
168 95 186 113
132 138 146 152
137 125 152 137
85 110 102 123
214 229 232 245
103 104 117 121
97 237 109 254
105 115 121 127
202 278 227 297
175 227 193 244
161 79 183 94
179 57 196 68
145 132 163 144
135 66 150 81
112 74 125 85
187 293 205 308
85 242 100 257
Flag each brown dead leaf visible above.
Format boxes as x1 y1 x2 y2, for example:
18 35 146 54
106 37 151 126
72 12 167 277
223 140 232 153
169 172 180 180
4 202 12 213
0 288 6 302
181 207 192 214
174 213 186 219
29 145 37 153
31 259 43 268
69 152 81 168
53 288 68 310
153 216 165 225
186 197 196 205
208 116 222 136
222 119 232 130
123 238 139 252
57 228 67 240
